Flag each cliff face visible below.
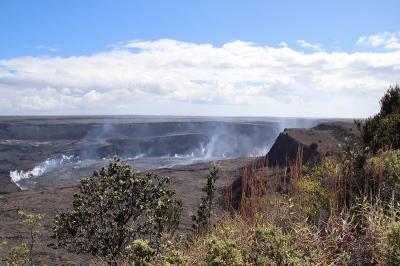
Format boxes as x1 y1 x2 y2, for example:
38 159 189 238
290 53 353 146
267 132 318 167
266 121 360 167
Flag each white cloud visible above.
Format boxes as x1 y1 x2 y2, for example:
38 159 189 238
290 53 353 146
297 40 324 52
357 32 400 50
0 39 399 117
24 44 59 52
279 42 288 47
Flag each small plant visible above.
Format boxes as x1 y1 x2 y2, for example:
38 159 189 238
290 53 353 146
371 150 400 185
384 222 400 265
125 239 155 266
202 237 244 266
192 163 220 233
247 224 309 266
296 165 330 224
156 234 189 266
8 243 29 266
7 211 44 266
53 157 182 265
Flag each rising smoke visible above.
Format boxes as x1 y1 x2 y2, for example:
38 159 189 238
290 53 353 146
8 116 322 189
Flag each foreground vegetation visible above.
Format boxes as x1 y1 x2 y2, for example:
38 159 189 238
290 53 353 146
122 85 400 265
3 85 400 265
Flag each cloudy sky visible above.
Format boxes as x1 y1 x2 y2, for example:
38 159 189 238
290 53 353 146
0 0 399 117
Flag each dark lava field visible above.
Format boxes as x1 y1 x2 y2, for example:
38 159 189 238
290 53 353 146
0 116 320 193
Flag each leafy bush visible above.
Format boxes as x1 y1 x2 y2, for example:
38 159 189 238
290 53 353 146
202 237 244 266
370 150 400 184
182 213 312 265
247 224 309 266
53 157 182 265
327 141 370 209
156 235 189 266
363 85 400 152
379 85 400 116
384 222 400 265
125 239 155 266
8 243 29 266
364 113 400 152
296 178 329 224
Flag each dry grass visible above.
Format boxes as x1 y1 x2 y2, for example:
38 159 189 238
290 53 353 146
107 145 400 265
179 145 400 265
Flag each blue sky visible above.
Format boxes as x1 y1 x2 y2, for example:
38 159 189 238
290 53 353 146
1 0 398 57
0 0 399 117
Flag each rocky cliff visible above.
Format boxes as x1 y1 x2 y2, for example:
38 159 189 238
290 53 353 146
266 121 360 167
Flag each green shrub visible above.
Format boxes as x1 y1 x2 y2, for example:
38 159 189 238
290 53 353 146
202 237 244 266
297 179 329 223
385 222 400 265
125 239 155 266
53 157 182 265
369 150 400 201
8 243 29 266
379 85 400 116
363 85 400 152
296 166 330 224
371 150 400 184
247 224 309 266
364 113 400 152
157 235 189 266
